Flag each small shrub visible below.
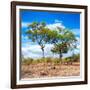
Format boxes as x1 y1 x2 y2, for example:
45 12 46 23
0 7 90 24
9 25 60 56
52 58 61 64
22 58 33 65
44 57 52 63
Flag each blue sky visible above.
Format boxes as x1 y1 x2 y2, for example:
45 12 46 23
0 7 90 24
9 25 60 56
20 10 80 58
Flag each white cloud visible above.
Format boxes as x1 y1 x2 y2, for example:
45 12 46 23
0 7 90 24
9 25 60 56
21 22 30 28
22 42 80 59
46 21 65 31
22 44 41 58
77 45 80 49
22 43 54 58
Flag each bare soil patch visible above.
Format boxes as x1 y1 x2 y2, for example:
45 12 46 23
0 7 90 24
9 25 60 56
21 62 80 79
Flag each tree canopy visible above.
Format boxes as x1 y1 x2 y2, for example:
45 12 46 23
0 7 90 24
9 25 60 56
51 27 77 59
26 22 59 58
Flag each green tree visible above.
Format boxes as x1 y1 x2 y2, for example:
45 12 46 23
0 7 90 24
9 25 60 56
26 22 58 58
51 27 77 60
51 42 70 59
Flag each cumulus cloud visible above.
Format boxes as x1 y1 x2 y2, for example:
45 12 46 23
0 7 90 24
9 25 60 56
22 42 80 59
21 22 30 28
77 45 80 50
22 43 54 58
22 43 80 58
46 20 65 31
22 44 41 58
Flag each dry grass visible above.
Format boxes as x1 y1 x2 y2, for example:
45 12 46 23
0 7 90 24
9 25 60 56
21 61 80 79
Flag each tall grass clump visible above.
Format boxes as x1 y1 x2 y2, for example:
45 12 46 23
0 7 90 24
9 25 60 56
22 58 33 65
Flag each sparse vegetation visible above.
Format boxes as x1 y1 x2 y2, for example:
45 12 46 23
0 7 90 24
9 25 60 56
21 56 80 78
22 53 80 65
22 57 61 65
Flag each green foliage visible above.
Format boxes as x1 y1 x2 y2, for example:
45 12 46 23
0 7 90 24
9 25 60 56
26 22 59 58
71 54 80 62
64 57 73 62
52 58 61 64
64 54 80 62
51 28 77 59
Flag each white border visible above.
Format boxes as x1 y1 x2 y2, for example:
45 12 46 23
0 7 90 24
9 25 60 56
16 6 85 85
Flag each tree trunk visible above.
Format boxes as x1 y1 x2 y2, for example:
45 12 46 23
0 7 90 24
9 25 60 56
42 48 45 58
41 46 45 58
59 53 62 60
59 51 62 64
